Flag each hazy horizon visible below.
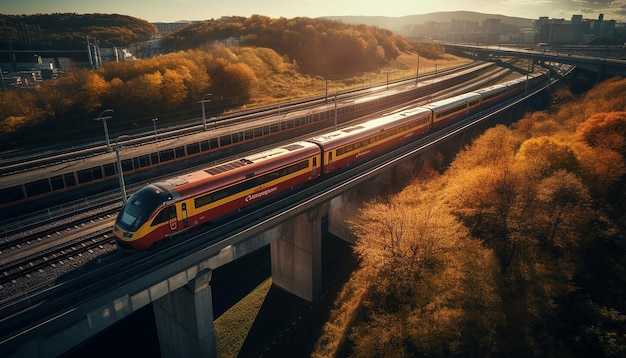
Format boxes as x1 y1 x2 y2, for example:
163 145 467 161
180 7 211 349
1 0 625 24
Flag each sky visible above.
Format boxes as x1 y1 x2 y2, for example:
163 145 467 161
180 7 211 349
1 0 625 23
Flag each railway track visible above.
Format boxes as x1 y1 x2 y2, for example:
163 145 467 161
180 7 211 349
0 208 119 300
0 60 536 303
1 61 509 218
0 61 485 175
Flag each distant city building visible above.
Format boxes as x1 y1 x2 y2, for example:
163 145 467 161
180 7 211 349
534 14 617 45
405 13 624 46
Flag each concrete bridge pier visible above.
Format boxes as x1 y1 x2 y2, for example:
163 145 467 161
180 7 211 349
153 268 217 358
270 204 327 302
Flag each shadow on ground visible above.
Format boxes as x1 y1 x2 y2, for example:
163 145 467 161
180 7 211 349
238 231 358 357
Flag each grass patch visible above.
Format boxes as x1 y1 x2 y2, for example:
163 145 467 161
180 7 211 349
214 277 272 358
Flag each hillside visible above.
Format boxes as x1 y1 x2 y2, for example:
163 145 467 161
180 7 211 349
323 11 535 32
161 15 416 75
0 13 157 48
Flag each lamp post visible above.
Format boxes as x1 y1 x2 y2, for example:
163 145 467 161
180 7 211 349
151 117 158 143
151 117 160 162
198 93 212 131
415 53 420 87
334 91 338 130
94 109 114 152
115 135 129 204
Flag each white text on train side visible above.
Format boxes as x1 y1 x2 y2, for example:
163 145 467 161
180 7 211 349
245 187 278 202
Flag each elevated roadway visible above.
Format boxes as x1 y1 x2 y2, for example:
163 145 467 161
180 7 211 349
445 43 626 78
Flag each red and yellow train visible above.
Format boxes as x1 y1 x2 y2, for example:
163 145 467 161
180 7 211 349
114 72 548 250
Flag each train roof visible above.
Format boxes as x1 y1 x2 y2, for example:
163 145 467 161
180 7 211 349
421 92 481 111
473 83 508 95
156 141 320 199
308 106 431 145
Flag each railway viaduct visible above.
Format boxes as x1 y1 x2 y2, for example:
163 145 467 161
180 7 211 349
3 80 552 358
444 43 626 79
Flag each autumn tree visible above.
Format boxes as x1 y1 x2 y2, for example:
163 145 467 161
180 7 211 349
315 76 626 358
576 111 626 155
344 181 501 357
206 58 257 106
75 72 109 113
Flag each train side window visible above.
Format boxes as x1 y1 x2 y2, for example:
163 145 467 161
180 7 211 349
77 168 94 184
0 186 25 204
231 132 241 144
159 149 175 162
200 140 210 152
91 167 103 180
138 155 150 168
103 163 116 177
254 127 263 137
50 175 65 191
187 143 200 155
175 146 185 158
25 179 51 197
122 158 134 171
151 152 160 164
210 138 219 149
64 173 76 187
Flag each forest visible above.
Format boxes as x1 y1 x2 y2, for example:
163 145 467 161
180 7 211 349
312 77 626 357
0 15 445 152
160 15 439 75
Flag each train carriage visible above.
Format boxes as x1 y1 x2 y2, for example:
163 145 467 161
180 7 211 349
424 92 482 129
113 70 552 250
114 141 321 250
502 76 528 97
474 83 509 109
307 107 432 174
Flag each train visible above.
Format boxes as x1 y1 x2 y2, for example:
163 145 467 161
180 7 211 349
114 71 549 250
1 62 497 215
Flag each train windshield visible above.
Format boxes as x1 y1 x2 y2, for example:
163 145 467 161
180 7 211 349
116 185 171 232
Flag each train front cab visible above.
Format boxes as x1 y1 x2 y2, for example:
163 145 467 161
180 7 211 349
114 184 176 250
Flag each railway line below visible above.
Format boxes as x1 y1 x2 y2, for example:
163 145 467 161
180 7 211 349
1 60 511 220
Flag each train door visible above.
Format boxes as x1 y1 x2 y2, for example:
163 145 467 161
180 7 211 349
181 202 189 229
327 151 334 172
167 205 178 233
311 157 319 178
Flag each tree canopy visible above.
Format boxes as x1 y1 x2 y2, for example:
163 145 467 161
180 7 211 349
162 15 414 75
314 76 626 357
